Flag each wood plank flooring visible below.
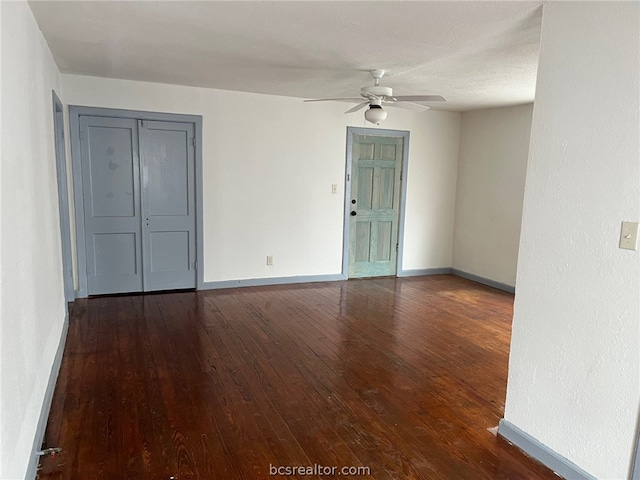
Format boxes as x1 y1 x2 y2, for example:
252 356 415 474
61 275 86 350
38 275 556 479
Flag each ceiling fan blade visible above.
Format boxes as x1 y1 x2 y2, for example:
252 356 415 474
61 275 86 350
303 98 364 103
392 95 446 102
385 102 430 112
344 102 369 114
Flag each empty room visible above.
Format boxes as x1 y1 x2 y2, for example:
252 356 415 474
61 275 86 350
1 1 639 479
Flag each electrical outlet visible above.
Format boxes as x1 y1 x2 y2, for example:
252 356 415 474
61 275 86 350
619 221 639 250
266 255 274 266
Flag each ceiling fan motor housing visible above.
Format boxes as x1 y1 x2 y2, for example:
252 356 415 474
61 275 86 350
361 85 393 99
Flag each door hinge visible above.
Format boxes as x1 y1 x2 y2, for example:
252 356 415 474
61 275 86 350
140 120 144 127
347 173 350 182
191 137 196 147
193 260 197 270
79 130 84 141
396 243 399 252
400 172 403 181
61 129 65 140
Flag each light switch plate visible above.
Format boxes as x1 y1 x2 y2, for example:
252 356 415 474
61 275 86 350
619 221 639 250
331 184 338 194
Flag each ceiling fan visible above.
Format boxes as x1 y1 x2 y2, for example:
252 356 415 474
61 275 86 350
304 69 446 125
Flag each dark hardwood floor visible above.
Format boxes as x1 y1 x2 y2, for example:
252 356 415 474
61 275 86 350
38 275 556 479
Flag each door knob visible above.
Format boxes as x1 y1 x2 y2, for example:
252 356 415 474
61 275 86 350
350 211 357 216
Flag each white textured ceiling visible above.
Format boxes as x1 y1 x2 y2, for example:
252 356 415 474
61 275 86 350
29 1 543 111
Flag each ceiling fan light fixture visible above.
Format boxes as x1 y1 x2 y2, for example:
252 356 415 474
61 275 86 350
364 105 387 125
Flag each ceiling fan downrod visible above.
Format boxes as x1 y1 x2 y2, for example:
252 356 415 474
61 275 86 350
370 69 385 86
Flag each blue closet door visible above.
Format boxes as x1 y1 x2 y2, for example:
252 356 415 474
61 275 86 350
139 120 196 292
79 116 195 294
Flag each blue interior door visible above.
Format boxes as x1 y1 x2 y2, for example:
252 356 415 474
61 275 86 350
80 116 143 294
79 116 196 295
139 120 196 291
348 134 403 278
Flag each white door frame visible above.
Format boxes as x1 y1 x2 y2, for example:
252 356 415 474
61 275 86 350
69 106 204 297
342 127 410 278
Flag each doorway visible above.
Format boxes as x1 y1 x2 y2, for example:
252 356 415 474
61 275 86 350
343 127 409 278
70 107 203 297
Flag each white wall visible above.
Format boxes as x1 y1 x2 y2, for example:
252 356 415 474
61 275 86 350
0 2 66 478
504 2 640 479
452 104 532 287
61 75 461 284
402 112 461 272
